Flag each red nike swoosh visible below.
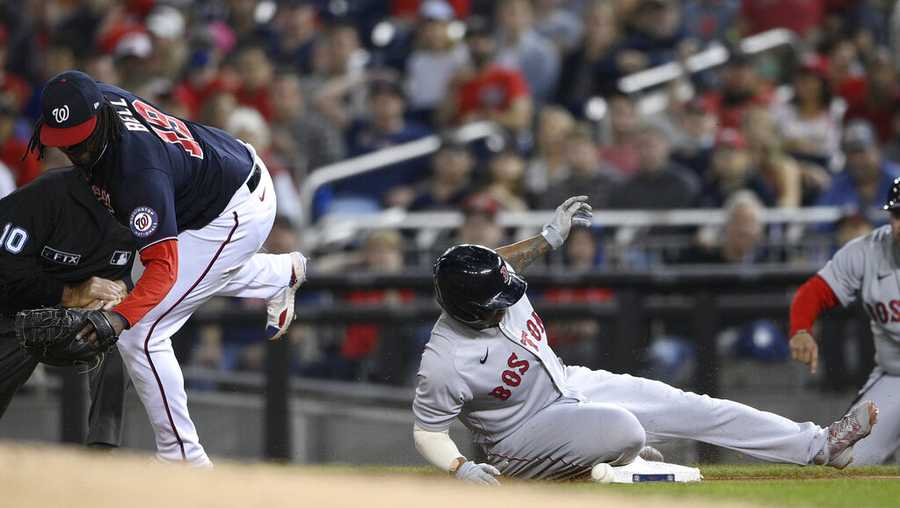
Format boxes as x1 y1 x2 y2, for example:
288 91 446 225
259 188 266 202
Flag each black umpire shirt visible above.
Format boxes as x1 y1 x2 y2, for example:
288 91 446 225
0 167 135 318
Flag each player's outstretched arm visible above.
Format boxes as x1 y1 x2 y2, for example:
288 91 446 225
496 195 592 273
413 425 500 485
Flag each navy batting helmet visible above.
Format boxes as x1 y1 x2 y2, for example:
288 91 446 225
885 177 900 211
433 244 527 329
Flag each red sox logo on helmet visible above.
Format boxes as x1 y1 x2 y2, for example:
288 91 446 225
500 263 510 284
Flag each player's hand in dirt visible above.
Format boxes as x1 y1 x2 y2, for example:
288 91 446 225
455 461 501 485
790 330 819 374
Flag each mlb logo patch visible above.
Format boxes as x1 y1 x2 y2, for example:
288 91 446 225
110 250 132 266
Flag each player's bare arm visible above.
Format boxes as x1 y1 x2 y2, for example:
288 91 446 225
496 235 552 273
498 195 592 272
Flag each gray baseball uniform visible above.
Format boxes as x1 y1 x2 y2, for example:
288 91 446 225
414 291 827 480
818 225 900 464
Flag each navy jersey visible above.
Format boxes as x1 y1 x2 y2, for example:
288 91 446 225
86 83 253 249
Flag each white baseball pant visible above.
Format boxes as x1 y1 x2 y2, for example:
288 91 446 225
846 367 900 465
487 367 828 479
116 151 294 465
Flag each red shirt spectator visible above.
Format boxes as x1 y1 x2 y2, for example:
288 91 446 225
1 138 40 186
704 84 774 129
456 65 529 121
740 0 824 38
340 289 416 359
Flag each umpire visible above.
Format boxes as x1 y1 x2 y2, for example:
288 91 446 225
0 166 135 447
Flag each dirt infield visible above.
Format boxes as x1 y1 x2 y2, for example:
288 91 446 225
0 443 758 508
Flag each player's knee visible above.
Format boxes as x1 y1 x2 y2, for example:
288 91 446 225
582 405 645 466
613 410 646 465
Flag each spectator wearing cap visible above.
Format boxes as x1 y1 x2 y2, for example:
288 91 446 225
335 79 432 210
671 96 718 176
494 0 561 102
409 141 475 211
173 43 234 120
703 51 774 129
538 125 620 210
554 0 630 112
405 1 470 126
816 120 900 219
621 0 695 68
772 58 842 168
598 93 642 175
698 128 775 208
145 5 188 82
439 16 533 133
224 107 303 222
270 1 320 75
610 124 700 209
456 193 506 248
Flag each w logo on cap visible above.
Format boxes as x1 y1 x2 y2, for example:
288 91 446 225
51 105 70 124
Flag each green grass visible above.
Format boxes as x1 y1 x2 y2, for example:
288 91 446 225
317 464 900 508
568 464 900 508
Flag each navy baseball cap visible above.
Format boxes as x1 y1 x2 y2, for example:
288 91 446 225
39 70 103 147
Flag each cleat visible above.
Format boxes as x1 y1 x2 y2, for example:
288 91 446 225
814 400 878 469
639 446 665 462
265 252 307 340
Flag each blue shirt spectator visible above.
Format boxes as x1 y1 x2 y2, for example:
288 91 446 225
332 79 432 211
816 121 900 222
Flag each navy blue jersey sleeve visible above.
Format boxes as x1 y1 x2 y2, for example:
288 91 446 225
0 190 64 311
121 168 179 250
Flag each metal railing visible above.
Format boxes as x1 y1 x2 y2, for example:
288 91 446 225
617 28 797 94
297 28 800 243
298 121 502 230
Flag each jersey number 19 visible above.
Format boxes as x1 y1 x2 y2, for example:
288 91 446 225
132 100 204 160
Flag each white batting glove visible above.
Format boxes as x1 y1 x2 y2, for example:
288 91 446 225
455 461 501 485
541 195 593 250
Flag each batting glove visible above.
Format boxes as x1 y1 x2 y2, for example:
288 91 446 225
455 461 501 485
541 195 593 250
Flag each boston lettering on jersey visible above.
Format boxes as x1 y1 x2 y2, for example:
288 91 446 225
491 311 546 401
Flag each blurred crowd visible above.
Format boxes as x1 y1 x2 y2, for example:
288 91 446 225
3 0 900 384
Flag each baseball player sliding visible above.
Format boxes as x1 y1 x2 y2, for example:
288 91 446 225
25 70 306 466
414 196 877 483
790 177 900 465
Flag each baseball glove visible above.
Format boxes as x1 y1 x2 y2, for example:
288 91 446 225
14 308 119 368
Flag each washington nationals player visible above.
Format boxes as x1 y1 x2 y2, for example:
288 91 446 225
26 70 306 466
413 196 878 483
789 177 900 465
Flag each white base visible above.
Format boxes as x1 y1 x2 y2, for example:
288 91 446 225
590 457 702 484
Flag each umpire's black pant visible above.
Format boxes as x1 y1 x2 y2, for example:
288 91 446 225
0 328 129 447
